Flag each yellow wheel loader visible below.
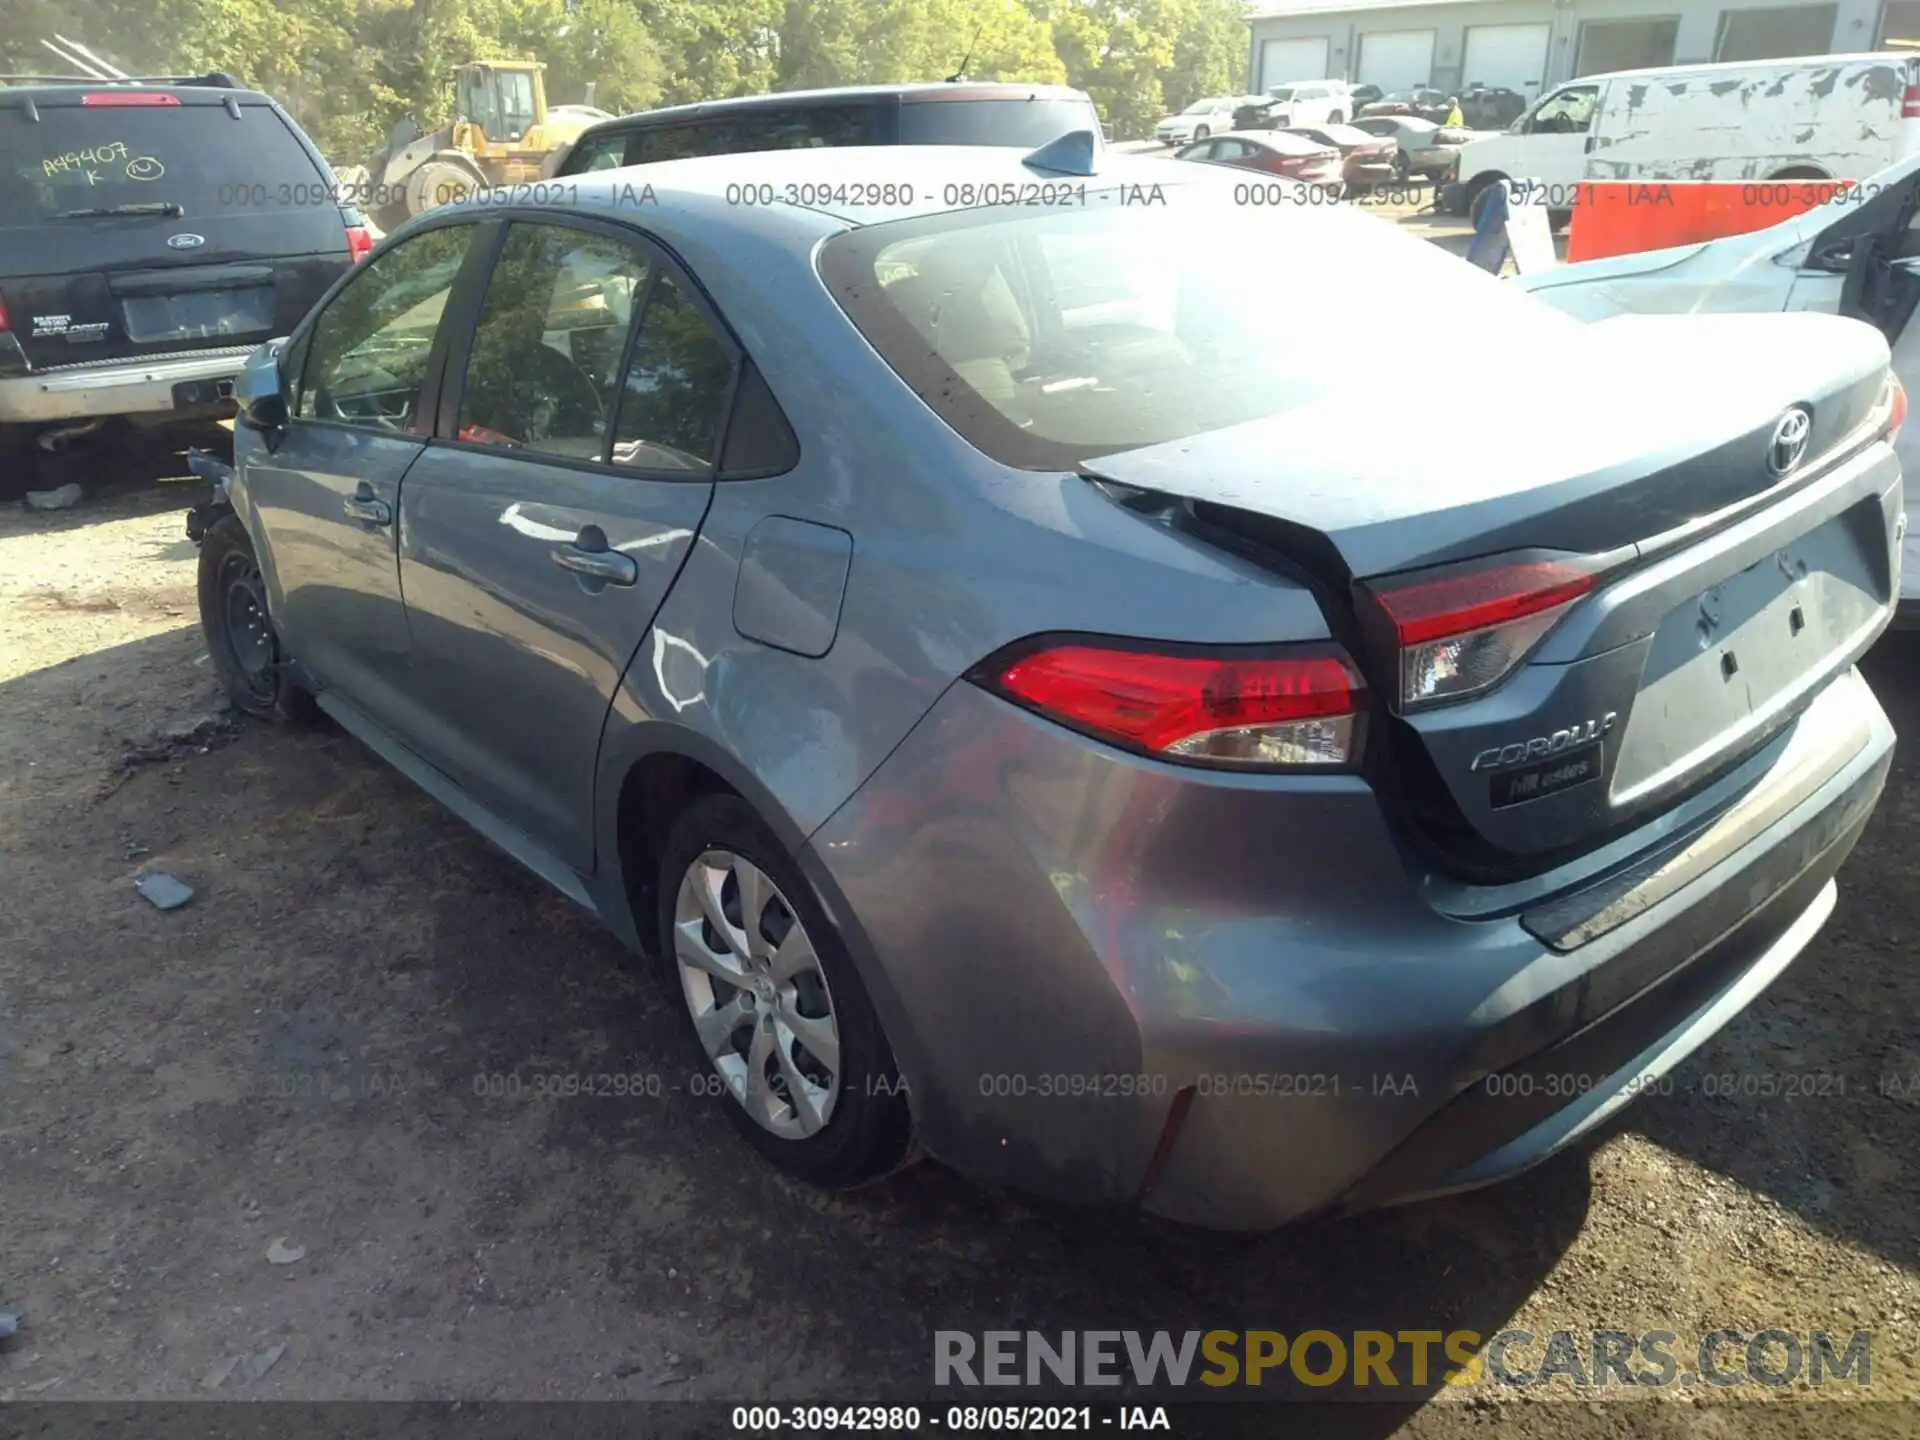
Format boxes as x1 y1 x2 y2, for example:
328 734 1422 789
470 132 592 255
360 61 596 230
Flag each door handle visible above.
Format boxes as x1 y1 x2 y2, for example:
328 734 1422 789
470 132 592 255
342 494 392 525
551 543 638 586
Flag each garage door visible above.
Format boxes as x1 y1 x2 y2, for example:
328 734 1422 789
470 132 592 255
1461 23 1550 94
1258 36 1330 90
1357 30 1437 91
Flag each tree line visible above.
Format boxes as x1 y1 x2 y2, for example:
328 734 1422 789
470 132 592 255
0 0 1252 159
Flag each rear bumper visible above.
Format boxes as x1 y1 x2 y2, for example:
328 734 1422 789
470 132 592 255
802 665 1892 1231
0 345 258 424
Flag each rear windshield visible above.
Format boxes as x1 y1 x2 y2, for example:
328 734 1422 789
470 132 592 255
0 101 328 228
896 97 1100 148
820 192 1577 471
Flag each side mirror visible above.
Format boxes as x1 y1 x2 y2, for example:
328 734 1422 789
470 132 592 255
239 392 287 432
235 340 289 436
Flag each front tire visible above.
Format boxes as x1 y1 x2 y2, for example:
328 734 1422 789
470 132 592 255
1194 125 1210 141
197 514 317 722
656 793 912 1189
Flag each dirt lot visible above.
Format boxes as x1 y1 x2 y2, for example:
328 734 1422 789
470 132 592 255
2 443 1918 1439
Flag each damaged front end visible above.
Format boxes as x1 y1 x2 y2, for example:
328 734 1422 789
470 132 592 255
183 445 234 546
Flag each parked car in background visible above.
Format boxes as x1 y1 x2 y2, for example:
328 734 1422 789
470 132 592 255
552 82 1104 176
0 72 365 495
1261 79 1354 126
1449 52 1920 218
1155 96 1241 146
1174 130 1344 191
1458 85 1528 130
195 142 1902 1232
1514 150 1920 622
1360 88 1451 124
1351 114 1481 182
1279 123 1398 191
1232 94 1283 131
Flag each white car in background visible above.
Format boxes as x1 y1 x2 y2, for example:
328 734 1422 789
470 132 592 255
1515 156 1920 623
1262 79 1353 128
1154 97 1242 146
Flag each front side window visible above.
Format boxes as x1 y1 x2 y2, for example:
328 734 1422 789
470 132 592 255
611 274 735 471
295 225 474 431
821 193 1577 471
456 222 651 460
1527 85 1598 135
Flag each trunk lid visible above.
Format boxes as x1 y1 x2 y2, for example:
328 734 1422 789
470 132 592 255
1082 310 1899 871
0 92 350 371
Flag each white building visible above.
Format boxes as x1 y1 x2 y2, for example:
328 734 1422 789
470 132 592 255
1246 0 1914 104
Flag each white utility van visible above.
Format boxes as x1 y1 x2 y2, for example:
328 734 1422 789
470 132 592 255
1450 52 1920 215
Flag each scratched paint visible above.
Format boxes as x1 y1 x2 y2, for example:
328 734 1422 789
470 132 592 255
1587 59 1908 184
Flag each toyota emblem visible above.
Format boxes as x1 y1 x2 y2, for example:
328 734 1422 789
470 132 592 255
166 233 206 250
1767 407 1811 477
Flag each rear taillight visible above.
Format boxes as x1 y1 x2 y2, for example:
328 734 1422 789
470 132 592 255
346 224 375 263
974 639 1368 769
1363 554 1602 711
82 92 181 107
0 293 10 333
1904 83 1920 119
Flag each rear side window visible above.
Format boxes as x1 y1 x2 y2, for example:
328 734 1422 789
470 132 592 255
0 101 330 229
612 274 735 471
632 105 880 163
457 222 653 460
896 97 1100 147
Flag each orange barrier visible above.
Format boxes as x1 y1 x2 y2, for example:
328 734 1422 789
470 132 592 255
1565 180 1849 263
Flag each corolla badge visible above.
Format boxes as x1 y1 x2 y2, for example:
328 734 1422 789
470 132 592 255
1766 407 1811 478
1470 714 1618 772
166 232 206 250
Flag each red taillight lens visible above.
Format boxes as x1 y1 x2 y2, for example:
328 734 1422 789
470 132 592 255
979 640 1367 769
1885 372 1907 441
82 92 181 107
346 224 375 263
1904 83 1920 119
0 293 10 334
1364 554 1600 711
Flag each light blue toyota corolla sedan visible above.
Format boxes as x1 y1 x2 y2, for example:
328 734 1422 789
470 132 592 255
192 138 1901 1229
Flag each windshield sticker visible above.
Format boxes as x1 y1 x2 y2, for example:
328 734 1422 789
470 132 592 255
126 155 165 181
43 140 129 182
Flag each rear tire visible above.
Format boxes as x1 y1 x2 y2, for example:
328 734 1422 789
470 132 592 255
197 514 317 723
655 793 912 1189
1328 111 1345 124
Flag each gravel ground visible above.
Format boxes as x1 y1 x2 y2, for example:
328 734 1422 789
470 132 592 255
0 436 1916 1439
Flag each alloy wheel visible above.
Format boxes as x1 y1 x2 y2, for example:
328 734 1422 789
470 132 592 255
673 849 842 1140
